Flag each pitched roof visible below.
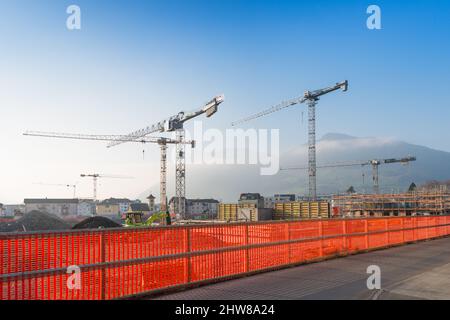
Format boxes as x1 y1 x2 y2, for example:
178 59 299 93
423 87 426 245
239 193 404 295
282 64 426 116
129 203 150 212
100 198 133 205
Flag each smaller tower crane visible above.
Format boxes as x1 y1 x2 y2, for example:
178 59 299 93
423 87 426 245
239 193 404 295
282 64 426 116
80 173 133 202
33 182 78 198
281 156 416 194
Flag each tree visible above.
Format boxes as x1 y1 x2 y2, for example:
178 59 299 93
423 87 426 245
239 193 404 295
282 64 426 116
346 186 356 194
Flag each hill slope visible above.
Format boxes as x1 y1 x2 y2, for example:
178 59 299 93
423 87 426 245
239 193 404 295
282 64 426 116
138 133 450 202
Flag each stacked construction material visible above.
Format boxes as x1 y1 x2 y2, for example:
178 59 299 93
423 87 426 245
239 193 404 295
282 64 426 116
273 201 330 220
218 203 272 222
218 204 239 221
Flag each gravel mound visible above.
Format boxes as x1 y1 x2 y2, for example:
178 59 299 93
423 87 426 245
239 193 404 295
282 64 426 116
0 211 72 233
72 216 122 230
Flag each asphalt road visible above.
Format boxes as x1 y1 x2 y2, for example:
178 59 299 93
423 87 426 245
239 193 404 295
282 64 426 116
154 237 450 300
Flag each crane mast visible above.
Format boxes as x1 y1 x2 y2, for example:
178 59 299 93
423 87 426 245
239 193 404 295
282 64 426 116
80 173 133 202
303 81 348 200
281 156 416 194
232 81 347 200
175 129 186 215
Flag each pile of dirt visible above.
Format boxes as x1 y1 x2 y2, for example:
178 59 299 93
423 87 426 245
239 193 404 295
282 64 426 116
72 216 122 230
0 211 72 233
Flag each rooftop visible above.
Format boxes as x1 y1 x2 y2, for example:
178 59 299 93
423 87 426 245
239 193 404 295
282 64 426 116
24 198 80 204
129 203 150 212
187 199 219 204
100 198 135 205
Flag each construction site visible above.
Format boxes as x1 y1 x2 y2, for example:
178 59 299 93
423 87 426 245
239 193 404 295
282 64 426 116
2 76 450 301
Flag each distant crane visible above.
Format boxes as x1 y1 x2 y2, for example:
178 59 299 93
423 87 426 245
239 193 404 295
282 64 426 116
232 82 348 200
33 182 77 198
24 131 194 211
281 156 416 194
25 94 225 216
80 173 133 202
106 95 225 216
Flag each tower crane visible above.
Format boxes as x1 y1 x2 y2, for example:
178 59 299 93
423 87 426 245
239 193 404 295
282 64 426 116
79 173 134 202
106 94 225 216
33 182 78 198
281 156 416 194
232 82 348 200
23 131 194 211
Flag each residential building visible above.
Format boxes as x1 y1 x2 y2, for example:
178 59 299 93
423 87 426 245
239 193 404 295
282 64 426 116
185 199 219 219
24 199 79 217
3 204 25 217
96 198 136 217
96 203 119 216
77 200 95 216
274 194 296 202
168 197 219 219
129 203 150 215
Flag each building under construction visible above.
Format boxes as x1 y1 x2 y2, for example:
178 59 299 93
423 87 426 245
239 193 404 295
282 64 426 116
332 188 450 217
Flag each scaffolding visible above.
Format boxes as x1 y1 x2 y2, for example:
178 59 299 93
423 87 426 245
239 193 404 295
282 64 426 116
332 187 450 217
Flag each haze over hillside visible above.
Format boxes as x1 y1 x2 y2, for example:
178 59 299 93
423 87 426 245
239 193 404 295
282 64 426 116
139 133 450 202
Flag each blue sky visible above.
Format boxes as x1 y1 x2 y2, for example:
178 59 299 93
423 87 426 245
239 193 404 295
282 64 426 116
1 0 449 203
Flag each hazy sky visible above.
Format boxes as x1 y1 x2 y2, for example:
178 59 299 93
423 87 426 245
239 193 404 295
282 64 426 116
1 0 449 203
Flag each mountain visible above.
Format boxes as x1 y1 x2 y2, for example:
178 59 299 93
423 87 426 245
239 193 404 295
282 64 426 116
319 133 357 141
138 134 450 202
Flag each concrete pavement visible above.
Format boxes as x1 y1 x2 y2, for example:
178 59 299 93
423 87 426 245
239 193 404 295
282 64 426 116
153 237 450 300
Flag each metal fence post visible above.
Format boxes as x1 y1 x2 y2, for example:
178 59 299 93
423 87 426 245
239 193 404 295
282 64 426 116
342 219 347 251
364 219 369 249
401 217 405 243
100 232 106 300
287 222 291 263
384 218 389 246
413 216 417 241
319 221 323 257
245 224 249 272
185 228 191 284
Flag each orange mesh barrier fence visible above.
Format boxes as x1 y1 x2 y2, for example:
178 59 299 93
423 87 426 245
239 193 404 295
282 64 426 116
2 216 450 300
